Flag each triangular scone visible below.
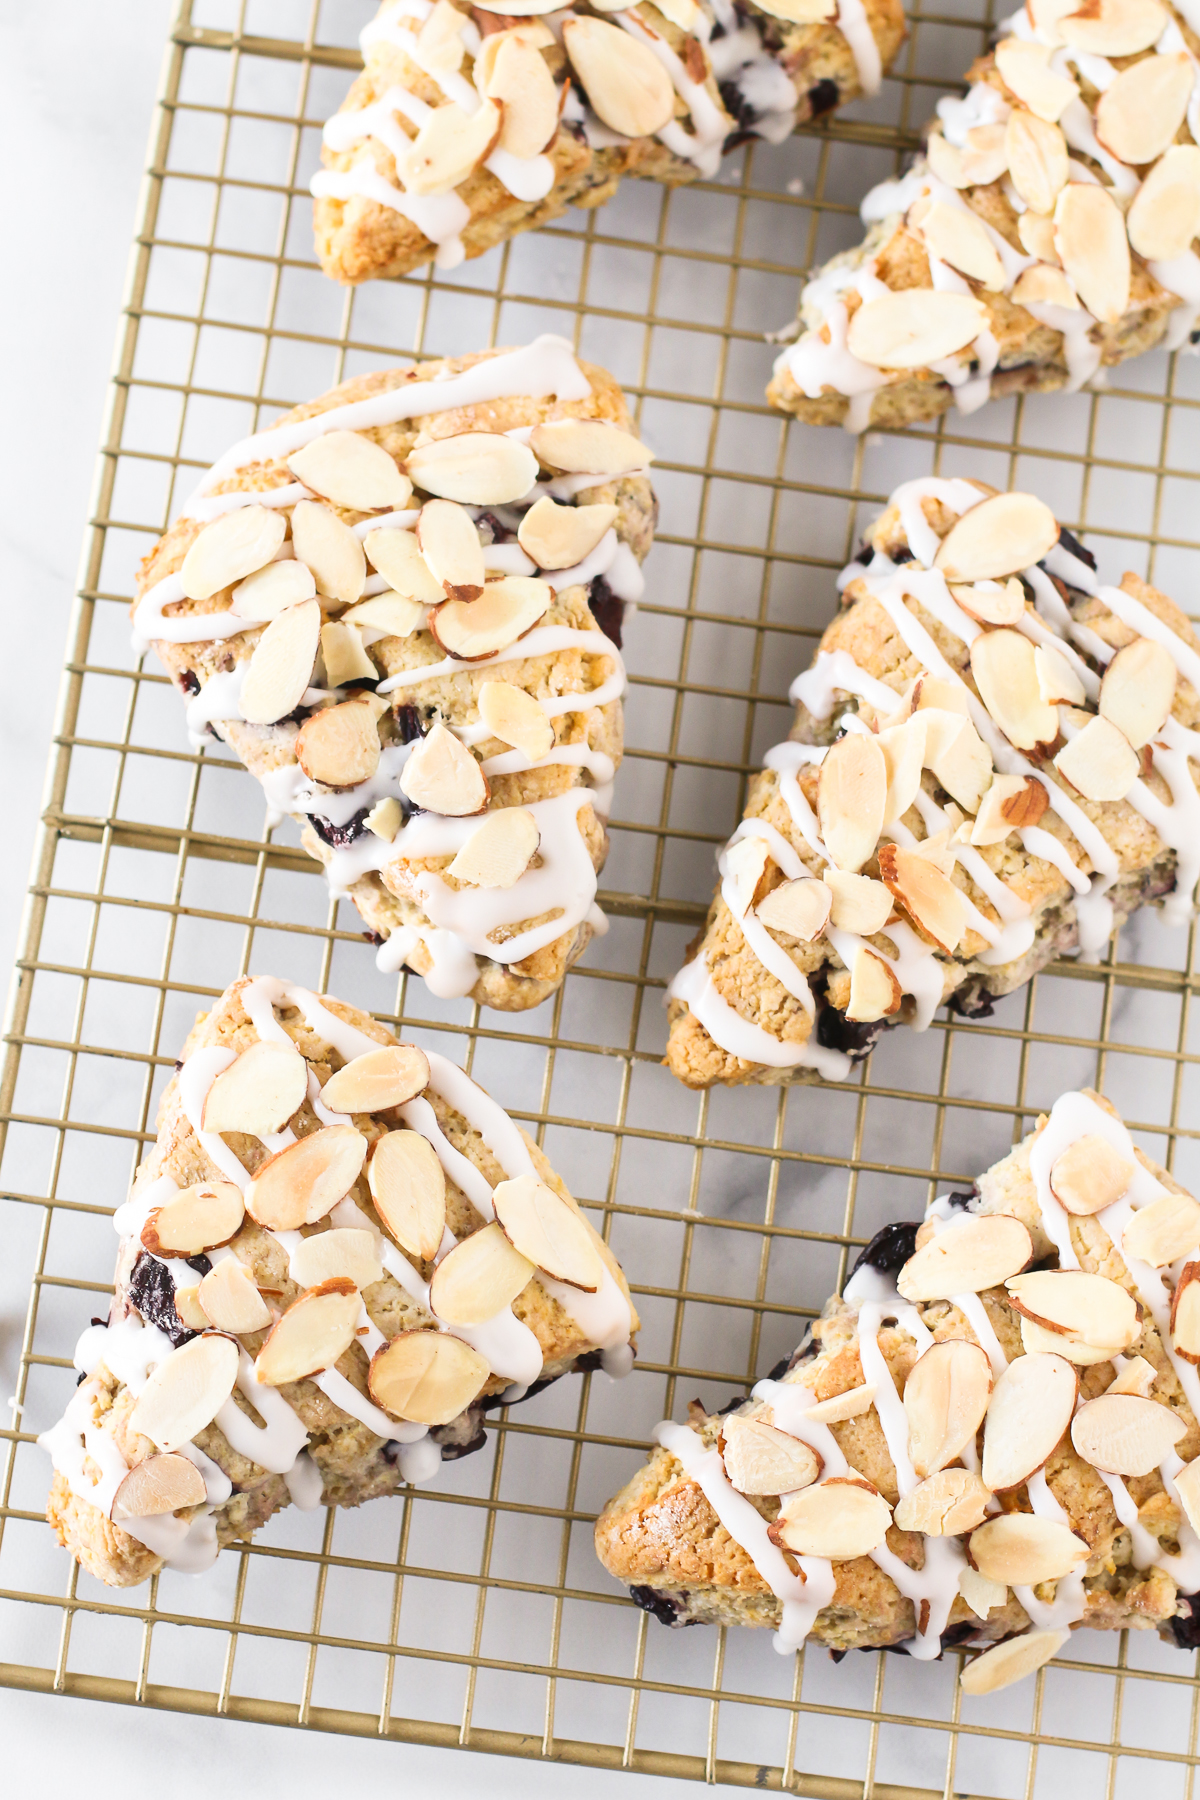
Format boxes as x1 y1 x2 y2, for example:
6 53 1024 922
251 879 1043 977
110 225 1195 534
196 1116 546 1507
769 0 1200 432
133 337 653 1012
597 1089 1200 1694
42 975 638 1589
314 0 907 283
665 475 1200 1090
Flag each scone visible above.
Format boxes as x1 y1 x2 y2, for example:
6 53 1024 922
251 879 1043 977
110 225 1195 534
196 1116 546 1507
41 973 638 1589
665 473 1199 1089
312 0 907 282
133 336 655 1011
596 1088 1200 1695
769 0 1200 432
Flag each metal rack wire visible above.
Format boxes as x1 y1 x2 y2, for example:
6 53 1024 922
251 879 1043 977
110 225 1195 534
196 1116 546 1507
3 0 1200 1791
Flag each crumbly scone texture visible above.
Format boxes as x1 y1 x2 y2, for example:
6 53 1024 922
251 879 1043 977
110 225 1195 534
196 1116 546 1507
47 976 638 1588
314 0 906 284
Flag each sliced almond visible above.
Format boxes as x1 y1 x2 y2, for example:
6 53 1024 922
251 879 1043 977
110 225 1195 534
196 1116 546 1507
239 598 321 726
935 493 1059 583
364 527 444 604
1094 52 1193 168
140 1181 245 1258
484 31 559 156
960 1628 1071 1697
994 39 1077 122
845 289 988 371
846 946 903 1022
478 681 554 761
923 710 993 814
396 98 501 196
417 499 485 602
202 1040 309 1139
914 201 1006 290
430 578 551 660
898 1214 1032 1303
1170 1261 1200 1361
971 773 1047 845
416 0 468 73
1018 211 1061 265
1048 1133 1135 1215
320 1045 431 1115
822 869 893 936
1006 109 1069 216
516 497 618 570
877 841 967 954
367 1128 447 1262
173 1286 209 1332
198 1256 273 1334
878 714 927 825
1019 1315 1122 1365
755 876 832 941
958 1566 1009 1621
817 734 886 873
720 838 768 921
1054 182 1130 327
1059 0 1168 57
981 1352 1078 1491
1108 1354 1156 1397
1012 264 1079 311
914 676 971 717
804 1385 877 1425
1126 145 1200 262
528 417 652 478
962 123 1011 186
180 505 287 601
288 431 411 514
1122 1192 1200 1268
927 133 969 189
408 433 538 507
447 807 540 887
244 1125 369 1231
290 500 367 607
1005 1269 1140 1349
970 1511 1089 1584
368 1329 489 1424
399 720 488 814
894 1467 992 1536
904 1337 993 1477
428 1221 534 1325
1035 644 1086 706
1173 1455 1200 1536
1071 1391 1186 1477
128 1332 240 1452
342 594 425 639
255 1277 362 1386
1053 714 1139 802
721 1414 822 1496
473 21 556 89
769 1476 893 1560
492 1173 605 1290
320 621 378 686
111 1452 209 1520
949 578 1027 627
366 796 403 840
970 627 1058 751
560 16 674 138
289 1227 384 1291
295 699 381 788
1099 637 1177 750
231 557 317 621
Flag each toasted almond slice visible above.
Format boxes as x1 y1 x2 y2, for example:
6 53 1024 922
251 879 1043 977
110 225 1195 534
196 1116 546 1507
289 1227 384 1291
295 700 381 788
368 1329 490 1424
822 869 893 936
364 527 444 604
1018 211 1061 264
396 98 501 196
1049 1133 1135 1215
321 1045 431 1115
721 1414 822 1496
111 1452 209 1520
202 1040 308 1139
345 595 426 643
997 773 1051 829
320 621 378 686
981 1351 1078 1491
817 734 886 872
141 1181 245 1258
1174 1454 1200 1536
529 417 652 477
1094 52 1193 167
970 1510 1089 1584
240 598 321 726
1123 1193 1200 1268
923 710 993 814
128 1332 240 1452
877 842 967 953
970 773 1047 845
1005 1269 1140 1349
198 1257 273 1335
877 714 927 825
1013 264 1080 313
367 1128 447 1262
936 493 1059 583
1059 0 1168 56
1054 182 1130 326
960 1628 1071 1697
366 796 403 841
288 431 411 513
950 578 1027 627
723 836 770 919
473 21 556 88
895 1467 993 1535
754 876 832 941
429 1222 534 1325
745 0 834 18
484 31 560 156
231 557 317 621
1071 1391 1186 1477
1019 1316 1121 1365
399 720 488 814
447 807 540 888
1054 714 1139 802
1099 637 1177 750
478 680 554 761
417 499 485 602
1035 644 1086 706
898 1214 1032 1303
416 0 468 73
561 16 674 137
408 433 539 507
1127 145 1200 261
845 289 988 371
290 500 366 607
180 505 287 601
970 627 1058 751
904 1337 993 1477
430 578 551 661
173 1285 209 1331
959 1566 1009 1620
927 132 970 189
804 1384 877 1425
255 1277 362 1386
1108 1354 1156 1397
1170 1261 1200 1361
769 1476 893 1559
915 201 1006 290
994 38 1078 121
516 497 618 570
244 1125 369 1231
1006 109 1069 216
914 676 972 717
961 122 1010 186
492 1173 605 1290
846 946 903 1022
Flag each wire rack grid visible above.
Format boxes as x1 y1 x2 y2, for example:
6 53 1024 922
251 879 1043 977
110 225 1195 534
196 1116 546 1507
4 0 1200 1793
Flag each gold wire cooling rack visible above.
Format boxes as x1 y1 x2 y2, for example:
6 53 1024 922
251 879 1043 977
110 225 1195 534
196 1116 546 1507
5 0 1200 1792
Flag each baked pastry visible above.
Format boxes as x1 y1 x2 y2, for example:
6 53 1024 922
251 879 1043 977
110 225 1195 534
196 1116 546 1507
769 0 1200 431
596 1087 1200 1694
665 473 1200 1088
41 973 637 1589
312 0 907 282
133 336 655 1011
